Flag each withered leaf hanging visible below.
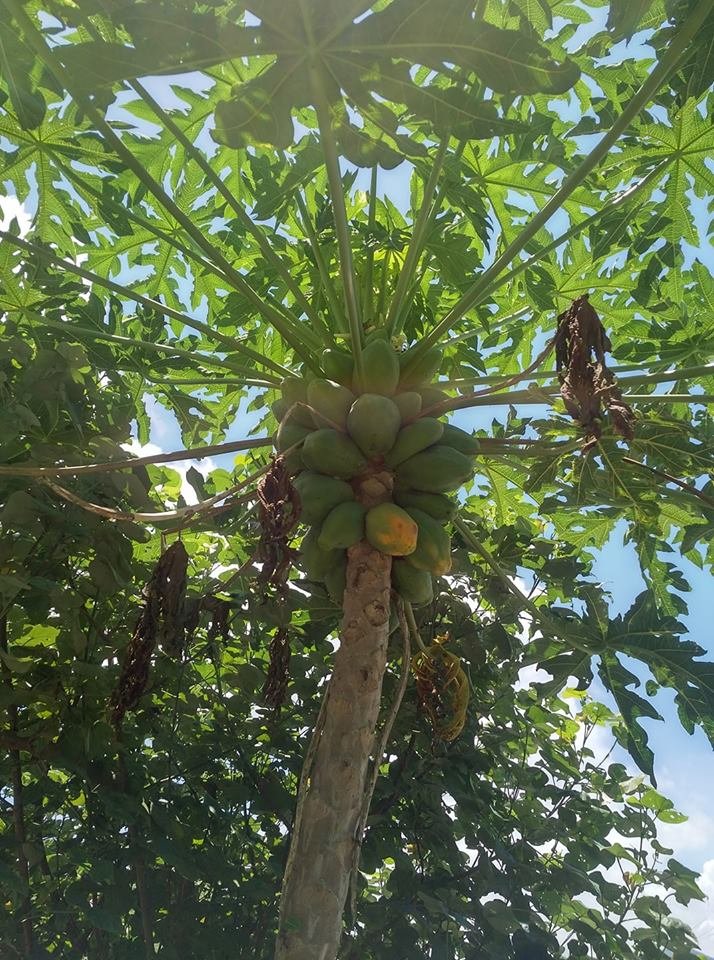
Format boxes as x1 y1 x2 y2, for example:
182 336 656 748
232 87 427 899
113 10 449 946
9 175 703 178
109 540 189 730
257 455 300 709
556 295 636 453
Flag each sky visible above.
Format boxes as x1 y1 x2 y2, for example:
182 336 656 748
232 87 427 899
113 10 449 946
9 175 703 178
2 2 713 952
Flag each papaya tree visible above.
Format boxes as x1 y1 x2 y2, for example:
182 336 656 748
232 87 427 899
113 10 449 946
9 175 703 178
0 1 713 958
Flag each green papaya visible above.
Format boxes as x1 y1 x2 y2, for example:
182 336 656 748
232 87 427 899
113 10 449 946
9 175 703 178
307 379 355 429
440 423 481 456
404 508 452 576
300 529 343 581
324 556 347 603
318 501 366 550
275 418 313 453
395 445 474 493
392 391 422 422
347 394 401 459
280 376 313 427
280 376 307 406
384 418 444 468
322 348 354 387
301 429 367 479
365 503 418 556
392 558 434 605
271 398 289 422
293 472 354 525
358 338 400 395
282 448 304 476
398 345 442 388
393 490 456 522
418 386 451 410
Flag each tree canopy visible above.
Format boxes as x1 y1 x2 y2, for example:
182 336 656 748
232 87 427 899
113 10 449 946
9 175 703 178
0 0 713 957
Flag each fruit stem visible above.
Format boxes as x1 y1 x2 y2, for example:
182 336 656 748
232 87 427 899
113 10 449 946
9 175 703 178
404 601 428 652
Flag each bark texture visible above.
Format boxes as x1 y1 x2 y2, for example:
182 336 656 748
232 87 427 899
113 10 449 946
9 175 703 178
275 474 393 960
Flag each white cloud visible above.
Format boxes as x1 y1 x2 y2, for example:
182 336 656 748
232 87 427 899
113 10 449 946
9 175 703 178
670 858 714 955
0 195 31 236
659 810 714 860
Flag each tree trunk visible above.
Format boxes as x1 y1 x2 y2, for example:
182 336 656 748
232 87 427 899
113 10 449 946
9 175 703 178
275 474 393 960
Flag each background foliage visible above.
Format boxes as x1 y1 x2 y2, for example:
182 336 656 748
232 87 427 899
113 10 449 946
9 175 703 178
0 0 712 956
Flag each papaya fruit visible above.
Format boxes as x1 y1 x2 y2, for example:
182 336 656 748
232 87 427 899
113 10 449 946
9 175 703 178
392 558 434 605
280 376 307 406
359 338 400 395
347 394 401 459
271 398 289 422
395 445 474 493
392 391 422 422
293 472 354 525
280 376 314 427
301 429 367 479
384 418 444 468
300 529 343 581
365 503 418 556
440 423 481 456
417 386 451 410
398 345 442 388
275 418 313 453
404 508 452 576
307 379 355 429
322 348 354 387
318 501 366 550
394 490 456 522
324 557 347 604
282 448 304 476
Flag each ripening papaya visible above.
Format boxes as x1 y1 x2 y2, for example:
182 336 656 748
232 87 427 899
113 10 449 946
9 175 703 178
322 348 354 387
392 558 434 605
393 490 456 522
347 394 401 459
307 379 355 429
301 428 367 479
324 557 347 604
293 472 354 525
318 501 366 550
440 423 481 456
395 445 474 493
358 339 400 395
404 508 452 576
392 391 422 422
300 529 343 581
384 418 444 468
365 503 418 556
275 418 313 453
398 345 442 389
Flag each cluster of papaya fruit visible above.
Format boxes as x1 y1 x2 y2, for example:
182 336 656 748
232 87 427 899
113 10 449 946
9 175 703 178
272 338 479 606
